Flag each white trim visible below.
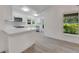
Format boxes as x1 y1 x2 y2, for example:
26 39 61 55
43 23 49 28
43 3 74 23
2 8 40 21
64 33 79 38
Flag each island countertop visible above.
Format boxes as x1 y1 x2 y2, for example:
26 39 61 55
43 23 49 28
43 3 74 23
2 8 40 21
1 26 37 53
2 26 36 35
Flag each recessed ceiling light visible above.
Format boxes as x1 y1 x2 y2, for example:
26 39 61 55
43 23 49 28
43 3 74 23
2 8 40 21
33 13 39 16
22 7 30 12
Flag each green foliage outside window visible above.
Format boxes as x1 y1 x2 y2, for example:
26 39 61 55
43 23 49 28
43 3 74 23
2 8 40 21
64 13 79 35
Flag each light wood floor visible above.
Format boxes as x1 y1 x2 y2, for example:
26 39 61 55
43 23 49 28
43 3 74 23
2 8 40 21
23 33 79 53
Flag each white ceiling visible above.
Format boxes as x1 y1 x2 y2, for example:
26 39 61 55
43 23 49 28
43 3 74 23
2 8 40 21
12 5 51 14
27 5 51 13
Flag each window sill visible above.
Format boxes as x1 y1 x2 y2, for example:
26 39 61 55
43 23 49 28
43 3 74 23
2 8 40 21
64 33 79 37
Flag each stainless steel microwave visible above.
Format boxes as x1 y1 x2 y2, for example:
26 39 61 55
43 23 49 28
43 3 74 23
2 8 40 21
14 17 23 22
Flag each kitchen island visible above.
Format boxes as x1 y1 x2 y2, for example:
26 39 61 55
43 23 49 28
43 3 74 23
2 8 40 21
2 26 36 53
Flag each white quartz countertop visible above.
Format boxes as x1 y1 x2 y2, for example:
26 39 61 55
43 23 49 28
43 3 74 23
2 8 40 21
2 26 36 35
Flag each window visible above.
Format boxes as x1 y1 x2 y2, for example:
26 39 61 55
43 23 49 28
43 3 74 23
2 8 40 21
64 13 79 35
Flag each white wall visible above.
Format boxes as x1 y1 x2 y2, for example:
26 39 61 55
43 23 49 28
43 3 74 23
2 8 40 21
0 6 12 29
12 9 43 30
0 6 12 52
12 9 28 22
40 5 79 44
12 9 38 25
